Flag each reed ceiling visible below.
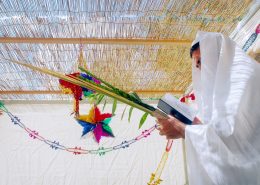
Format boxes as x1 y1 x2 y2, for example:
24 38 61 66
0 0 253 100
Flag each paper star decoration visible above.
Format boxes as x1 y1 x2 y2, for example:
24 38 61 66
59 72 100 116
76 106 114 143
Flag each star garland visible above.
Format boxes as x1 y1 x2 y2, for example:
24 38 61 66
0 102 157 156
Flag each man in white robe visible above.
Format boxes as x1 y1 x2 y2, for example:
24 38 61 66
157 31 260 185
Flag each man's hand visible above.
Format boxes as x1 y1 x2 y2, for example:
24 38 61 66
156 116 186 139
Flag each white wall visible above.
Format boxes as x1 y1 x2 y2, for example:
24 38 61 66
0 103 186 185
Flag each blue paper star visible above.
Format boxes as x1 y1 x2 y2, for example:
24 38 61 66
77 120 96 137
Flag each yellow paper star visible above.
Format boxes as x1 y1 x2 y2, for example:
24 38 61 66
77 106 96 124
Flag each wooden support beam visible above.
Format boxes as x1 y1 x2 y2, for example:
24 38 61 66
0 91 63 95
0 37 192 45
0 90 184 95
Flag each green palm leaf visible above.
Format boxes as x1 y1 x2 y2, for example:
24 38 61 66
128 107 134 122
96 94 105 105
139 112 149 129
121 105 127 120
112 99 117 115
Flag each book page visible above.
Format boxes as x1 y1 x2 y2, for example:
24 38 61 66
160 93 196 122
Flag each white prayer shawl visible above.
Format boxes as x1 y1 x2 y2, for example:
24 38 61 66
185 31 260 185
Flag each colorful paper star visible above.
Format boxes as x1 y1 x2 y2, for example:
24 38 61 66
59 72 101 116
77 106 114 143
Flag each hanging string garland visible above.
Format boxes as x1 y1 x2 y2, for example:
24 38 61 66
148 93 195 185
148 141 173 185
242 24 260 52
0 102 157 156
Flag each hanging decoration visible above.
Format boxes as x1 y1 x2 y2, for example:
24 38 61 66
180 92 195 103
57 46 155 129
77 106 114 143
148 93 195 185
59 72 101 116
147 139 173 185
58 46 116 142
148 142 172 185
0 101 156 156
242 24 260 52
58 46 152 142
59 46 101 116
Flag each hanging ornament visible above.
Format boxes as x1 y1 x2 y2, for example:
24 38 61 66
148 94 193 184
59 45 100 116
242 24 260 52
59 73 83 116
75 44 88 71
147 139 172 185
180 92 195 103
76 105 114 143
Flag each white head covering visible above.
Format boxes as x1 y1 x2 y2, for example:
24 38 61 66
191 31 222 123
186 31 260 185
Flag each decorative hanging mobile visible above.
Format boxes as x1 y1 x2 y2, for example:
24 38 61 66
57 46 156 143
58 46 115 143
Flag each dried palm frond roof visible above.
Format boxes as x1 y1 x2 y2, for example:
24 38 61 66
0 0 254 101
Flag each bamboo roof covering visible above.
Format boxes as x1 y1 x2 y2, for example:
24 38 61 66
0 0 255 101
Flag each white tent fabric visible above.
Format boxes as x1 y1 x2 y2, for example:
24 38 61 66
0 103 186 185
186 32 260 185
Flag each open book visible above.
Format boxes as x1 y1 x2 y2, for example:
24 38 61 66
157 93 196 125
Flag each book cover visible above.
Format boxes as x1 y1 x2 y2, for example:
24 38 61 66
157 93 196 125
